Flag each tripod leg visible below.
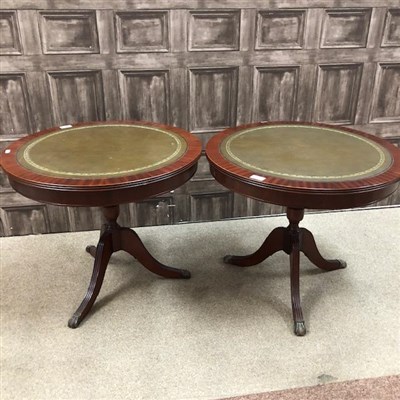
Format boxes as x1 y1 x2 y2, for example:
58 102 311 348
224 227 286 267
290 245 306 336
120 228 190 279
68 232 113 328
301 228 347 271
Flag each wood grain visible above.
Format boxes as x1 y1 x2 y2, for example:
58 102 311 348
0 121 202 207
206 122 400 210
1 1 399 235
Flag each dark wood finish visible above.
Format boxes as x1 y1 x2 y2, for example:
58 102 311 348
69 205 190 328
1 120 202 207
224 208 346 336
206 121 400 336
0 121 201 327
206 121 400 210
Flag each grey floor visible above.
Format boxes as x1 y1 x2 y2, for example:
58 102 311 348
1 207 399 400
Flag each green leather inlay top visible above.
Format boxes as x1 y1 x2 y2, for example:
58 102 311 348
17 124 188 179
221 125 393 182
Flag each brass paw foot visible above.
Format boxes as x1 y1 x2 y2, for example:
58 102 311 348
180 269 191 279
68 315 81 329
294 321 306 336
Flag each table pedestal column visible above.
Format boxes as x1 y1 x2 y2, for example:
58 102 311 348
223 208 346 336
68 205 190 328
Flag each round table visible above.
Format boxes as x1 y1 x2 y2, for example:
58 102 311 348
1 121 201 328
206 122 400 336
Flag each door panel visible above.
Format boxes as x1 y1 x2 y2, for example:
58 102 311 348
1 1 399 236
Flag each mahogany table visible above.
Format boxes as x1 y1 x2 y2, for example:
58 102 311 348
206 122 400 336
1 121 201 328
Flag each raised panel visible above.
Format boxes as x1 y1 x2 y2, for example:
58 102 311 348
320 9 371 48
70 204 133 231
192 155 213 181
190 192 233 221
134 198 174 226
256 10 305 49
39 11 99 54
45 205 71 233
0 74 32 135
0 11 22 54
233 194 285 217
254 66 299 121
188 10 240 51
115 11 169 53
119 70 169 123
47 71 105 125
0 140 14 190
370 64 400 123
1 1 400 235
1 205 48 236
314 64 362 124
189 67 238 133
67 207 103 232
381 9 400 47
0 169 11 191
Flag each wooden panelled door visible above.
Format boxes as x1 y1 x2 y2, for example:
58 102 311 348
1 0 399 236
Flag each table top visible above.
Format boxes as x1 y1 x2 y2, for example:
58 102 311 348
16 124 188 179
1 121 201 206
206 122 400 209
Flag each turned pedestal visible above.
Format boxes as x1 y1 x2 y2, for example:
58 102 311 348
206 121 400 335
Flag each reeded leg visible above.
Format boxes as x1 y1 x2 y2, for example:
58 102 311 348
68 232 113 328
300 228 347 271
120 227 190 279
290 245 306 336
287 209 306 336
223 207 347 336
223 227 286 266
69 205 190 328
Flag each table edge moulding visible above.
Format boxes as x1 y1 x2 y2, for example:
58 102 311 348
205 121 400 336
0 120 202 328
1 120 202 207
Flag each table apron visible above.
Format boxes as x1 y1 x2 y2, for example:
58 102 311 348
7 164 198 207
210 166 399 210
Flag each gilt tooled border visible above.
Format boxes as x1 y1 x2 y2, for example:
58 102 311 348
224 125 388 180
20 125 185 177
